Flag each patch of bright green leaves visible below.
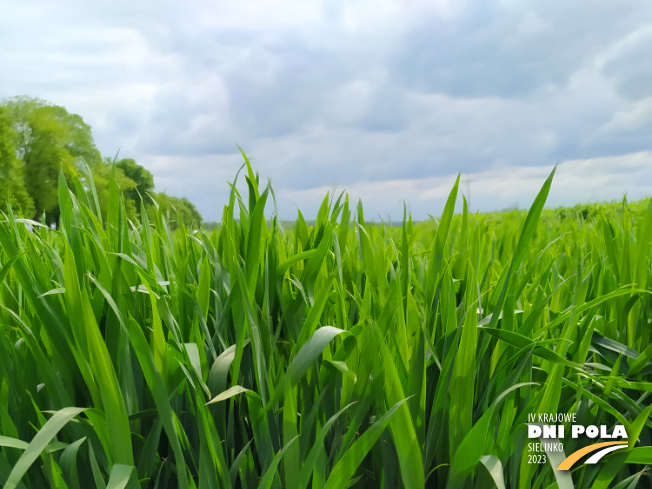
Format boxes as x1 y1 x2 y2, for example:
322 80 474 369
1 155 652 488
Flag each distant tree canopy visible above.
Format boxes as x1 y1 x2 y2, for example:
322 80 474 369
154 193 203 230
117 158 155 202
0 96 202 228
0 106 34 216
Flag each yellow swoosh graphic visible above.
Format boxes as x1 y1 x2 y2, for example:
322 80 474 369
556 441 628 470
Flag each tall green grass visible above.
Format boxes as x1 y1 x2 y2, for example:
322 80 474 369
1 156 652 488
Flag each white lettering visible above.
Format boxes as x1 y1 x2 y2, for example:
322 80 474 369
528 425 542 438
613 425 628 439
543 425 556 439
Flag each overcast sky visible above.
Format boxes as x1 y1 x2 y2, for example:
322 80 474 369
2 0 652 220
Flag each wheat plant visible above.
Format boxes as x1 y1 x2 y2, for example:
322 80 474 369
1 155 652 488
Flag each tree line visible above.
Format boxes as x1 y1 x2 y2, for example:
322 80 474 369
0 97 202 229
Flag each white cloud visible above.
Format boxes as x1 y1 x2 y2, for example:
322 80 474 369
1 1 652 220
600 97 652 133
280 152 652 220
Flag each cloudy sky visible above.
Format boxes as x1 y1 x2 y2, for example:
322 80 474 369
2 0 652 220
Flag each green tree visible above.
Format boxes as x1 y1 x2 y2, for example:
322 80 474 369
7 97 102 166
22 107 74 220
4 97 102 223
82 157 133 222
116 158 154 215
154 193 203 230
52 106 103 167
0 107 34 216
2 96 203 229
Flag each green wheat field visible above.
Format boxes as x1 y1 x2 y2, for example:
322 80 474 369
2 153 652 489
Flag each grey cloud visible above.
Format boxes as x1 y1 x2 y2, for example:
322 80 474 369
223 38 361 139
2 0 652 221
135 94 236 157
603 33 652 100
392 1 652 98
357 87 411 133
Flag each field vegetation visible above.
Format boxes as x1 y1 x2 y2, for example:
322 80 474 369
1 153 652 488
